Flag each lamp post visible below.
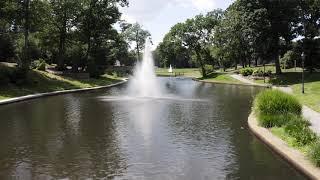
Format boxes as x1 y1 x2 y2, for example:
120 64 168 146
301 52 305 94
263 61 266 84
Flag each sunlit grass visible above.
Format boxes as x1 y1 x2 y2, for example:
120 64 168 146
156 68 201 78
198 72 242 84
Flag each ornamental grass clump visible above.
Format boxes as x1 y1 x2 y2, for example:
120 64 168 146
309 141 320 167
254 90 302 127
284 117 317 146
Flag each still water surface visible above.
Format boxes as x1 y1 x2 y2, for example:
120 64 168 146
0 78 306 179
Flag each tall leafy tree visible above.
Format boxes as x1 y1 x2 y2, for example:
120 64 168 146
122 22 151 61
50 0 79 70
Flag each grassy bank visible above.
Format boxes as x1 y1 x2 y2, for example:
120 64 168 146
0 65 122 100
253 90 320 166
156 68 243 84
156 68 201 78
197 72 242 84
254 71 320 112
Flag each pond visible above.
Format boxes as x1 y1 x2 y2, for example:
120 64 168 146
0 77 306 179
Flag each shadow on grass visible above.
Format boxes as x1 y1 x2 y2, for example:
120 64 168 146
269 72 320 86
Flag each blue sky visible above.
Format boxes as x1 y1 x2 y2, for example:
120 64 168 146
120 0 235 49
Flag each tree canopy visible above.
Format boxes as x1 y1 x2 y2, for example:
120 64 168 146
156 0 320 76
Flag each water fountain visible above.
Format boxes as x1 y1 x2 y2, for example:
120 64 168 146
168 65 173 73
100 38 205 102
127 38 162 98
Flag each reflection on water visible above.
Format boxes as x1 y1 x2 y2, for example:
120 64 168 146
0 77 306 179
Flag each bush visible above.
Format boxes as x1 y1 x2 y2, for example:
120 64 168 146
265 70 272 77
258 113 300 128
253 69 264 77
309 141 320 167
36 60 46 71
240 68 253 76
254 90 302 127
285 117 317 146
254 90 302 116
31 59 46 71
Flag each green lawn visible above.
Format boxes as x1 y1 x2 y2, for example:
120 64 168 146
156 68 201 78
198 72 242 84
0 65 122 100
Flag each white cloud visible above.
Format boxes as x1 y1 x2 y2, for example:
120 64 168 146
191 0 216 11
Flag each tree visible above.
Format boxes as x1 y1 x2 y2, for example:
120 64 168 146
169 10 223 77
50 0 79 70
298 0 320 72
77 0 128 76
122 22 151 61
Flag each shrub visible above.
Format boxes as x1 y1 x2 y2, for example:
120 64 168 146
254 90 302 116
31 59 46 71
309 141 320 167
285 117 317 146
253 69 264 77
265 70 272 77
258 113 300 128
240 68 253 76
36 60 46 71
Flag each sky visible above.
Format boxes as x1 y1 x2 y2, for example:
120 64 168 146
120 0 235 49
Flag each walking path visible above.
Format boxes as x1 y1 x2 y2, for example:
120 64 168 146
231 74 320 135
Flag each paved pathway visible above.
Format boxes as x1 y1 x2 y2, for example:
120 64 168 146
231 74 320 135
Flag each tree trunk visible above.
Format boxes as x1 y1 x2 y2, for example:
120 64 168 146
275 54 281 75
196 50 206 77
22 0 30 70
57 12 67 70
273 36 282 75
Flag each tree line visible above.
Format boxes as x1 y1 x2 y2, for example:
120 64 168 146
155 0 320 77
0 0 150 78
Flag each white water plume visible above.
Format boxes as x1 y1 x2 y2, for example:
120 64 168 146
127 38 162 98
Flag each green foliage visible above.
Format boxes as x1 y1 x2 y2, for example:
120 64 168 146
280 50 300 69
31 59 46 71
87 59 104 78
252 69 264 77
255 90 302 116
257 113 296 128
156 10 224 77
0 65 12 85
0 33 15 61
240 68 253 76
284 117 317 146
309 141 320 167
122 22 151 60
201 65 214 75
36 59 46 71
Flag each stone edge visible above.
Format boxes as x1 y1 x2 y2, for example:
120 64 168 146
248 112 320 180
0 80 127 106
